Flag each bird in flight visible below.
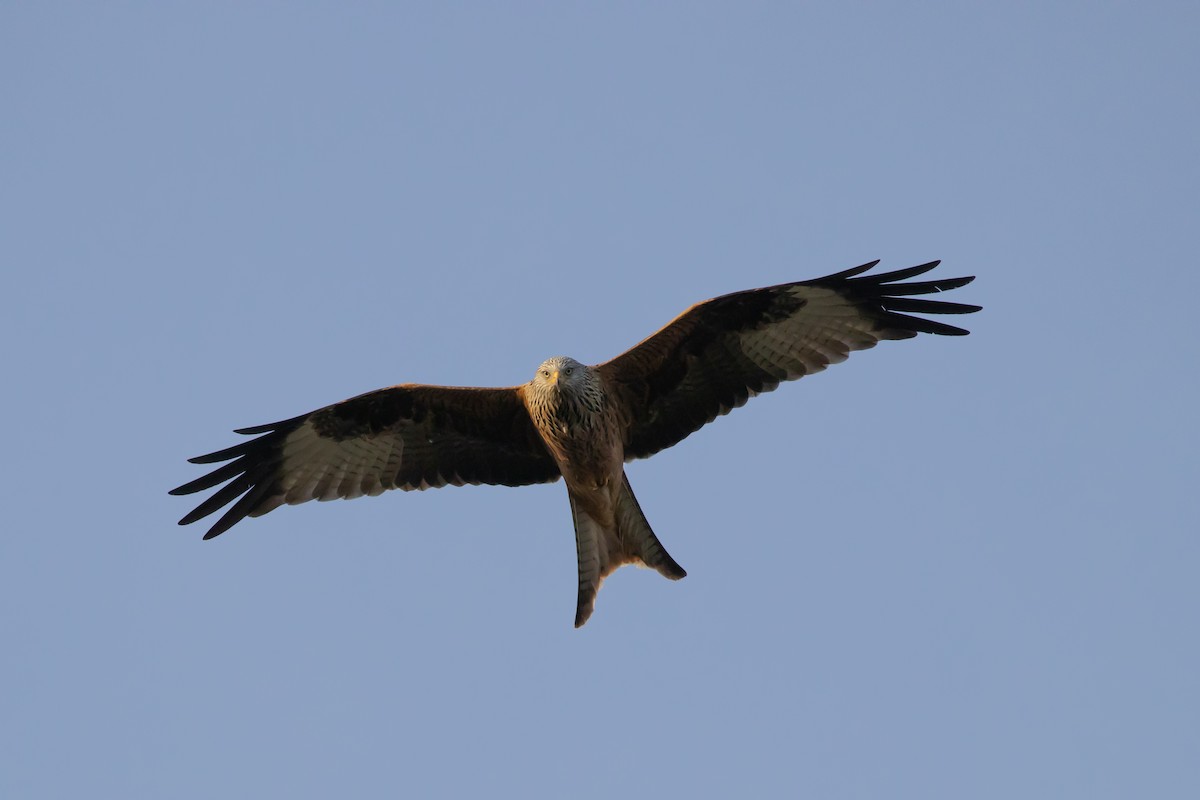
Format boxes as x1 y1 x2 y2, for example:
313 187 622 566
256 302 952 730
172 260 979 627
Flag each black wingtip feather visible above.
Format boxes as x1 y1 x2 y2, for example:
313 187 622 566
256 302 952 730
799 259 981 337
171 414 305 535
814 259 882 282
882 297 982 315
176 474 255 526
233 422 279 435
858 260 942 284
170 457 249 496
880 275 975 296
877 312 972 336
201 481 275 539
187 443 250 465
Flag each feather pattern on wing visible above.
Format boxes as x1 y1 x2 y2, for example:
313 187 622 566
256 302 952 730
596 260 980 460
170 385 560 539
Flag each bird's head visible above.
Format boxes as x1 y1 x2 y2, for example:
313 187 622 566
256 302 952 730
533 356 588 397
529 356 606 421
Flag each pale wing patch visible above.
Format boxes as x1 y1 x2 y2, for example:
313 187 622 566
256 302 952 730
740 287 883 379
271 420 407 508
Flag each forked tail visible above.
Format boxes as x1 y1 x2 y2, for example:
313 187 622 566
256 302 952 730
569 472 687 627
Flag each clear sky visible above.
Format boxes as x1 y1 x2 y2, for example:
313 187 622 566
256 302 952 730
3 3 1197 798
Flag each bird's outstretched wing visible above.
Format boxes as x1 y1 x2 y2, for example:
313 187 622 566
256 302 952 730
596 260 980 460
171 385 559 539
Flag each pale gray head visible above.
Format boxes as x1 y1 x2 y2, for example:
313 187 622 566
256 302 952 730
532 355 587 395
528 355 604 421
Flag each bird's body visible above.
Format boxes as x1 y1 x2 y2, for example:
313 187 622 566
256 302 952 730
522 356 686 625
172 260 980 626
523 356 618 488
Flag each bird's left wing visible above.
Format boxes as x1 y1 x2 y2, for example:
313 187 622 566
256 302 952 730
596 260 980 460
171 384 559 539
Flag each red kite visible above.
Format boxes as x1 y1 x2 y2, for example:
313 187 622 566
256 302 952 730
172 260 979 626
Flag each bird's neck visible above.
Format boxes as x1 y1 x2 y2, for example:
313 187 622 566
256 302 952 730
530 385 603 440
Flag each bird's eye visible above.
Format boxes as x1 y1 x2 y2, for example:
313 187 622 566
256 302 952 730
541 369 550 377
564 367 573 376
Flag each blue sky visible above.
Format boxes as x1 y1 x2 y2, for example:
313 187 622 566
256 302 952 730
3 3 1197 798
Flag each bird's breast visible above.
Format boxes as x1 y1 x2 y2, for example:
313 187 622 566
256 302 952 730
534 407 623 489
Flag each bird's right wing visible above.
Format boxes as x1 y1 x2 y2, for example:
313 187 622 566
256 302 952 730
596 260 980 460
170 384 559 539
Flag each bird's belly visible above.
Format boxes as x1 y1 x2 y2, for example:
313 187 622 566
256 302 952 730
545 428 623 491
